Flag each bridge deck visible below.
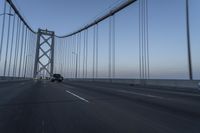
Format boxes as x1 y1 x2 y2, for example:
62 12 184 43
0 80 199 133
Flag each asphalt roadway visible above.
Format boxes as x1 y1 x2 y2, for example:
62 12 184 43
0 80 200 133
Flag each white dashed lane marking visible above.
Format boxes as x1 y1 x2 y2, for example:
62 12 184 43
65 90 89 103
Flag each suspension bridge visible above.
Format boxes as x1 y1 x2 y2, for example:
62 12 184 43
0 0 200 132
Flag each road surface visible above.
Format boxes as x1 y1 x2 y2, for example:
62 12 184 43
0 80 199 133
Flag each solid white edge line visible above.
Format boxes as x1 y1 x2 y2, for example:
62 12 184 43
65 90 89 103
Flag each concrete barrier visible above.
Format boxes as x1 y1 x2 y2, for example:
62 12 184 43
0 76 32 83
65 78 200 89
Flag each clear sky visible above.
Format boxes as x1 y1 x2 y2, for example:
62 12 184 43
0 0 200 79
11 0 124 35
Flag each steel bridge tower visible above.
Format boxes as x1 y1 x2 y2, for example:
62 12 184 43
34 29 55 78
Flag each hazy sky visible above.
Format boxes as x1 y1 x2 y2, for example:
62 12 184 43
0 0 200 79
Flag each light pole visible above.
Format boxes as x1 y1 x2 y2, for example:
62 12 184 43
186 0 193 80
72 52 78 79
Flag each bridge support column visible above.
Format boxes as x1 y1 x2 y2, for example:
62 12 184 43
33 29 55 78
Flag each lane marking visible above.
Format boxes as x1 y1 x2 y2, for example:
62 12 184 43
65 90 89 103
117 90 166 100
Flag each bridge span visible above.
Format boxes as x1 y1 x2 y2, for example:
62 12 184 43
0 0 200 132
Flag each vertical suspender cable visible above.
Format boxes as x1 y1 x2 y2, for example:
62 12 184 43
66 38 69 78
56 38 58 74
59 39 61 74
109 17 112 79
140 0 149 80
75 34 79 78
71 36 74 78
138 0 149 80
62 38 65 76
69 37 72 78
59 39 62 75
93 26 96 80
83 31 86 78
68 38 70 77
96 24 99 78
0 0 7 61
70 37 72 78
61 39 64 75
73 36 75 78
29 32 32 75
65 38 69 78
14 20 21 77
69 37 72 77
76 34 79 78
142 0 145 79
76 35 78 78
33 33 37 77
53 38 55 73
112 15 116 79
3 6 12 76
54 38 59 73
31 33 34 77
62 39 64 75
30 33 34 76
18 24 25 77
26 31 30 77
22 27 28 78
32 32 35 77
12 17 19 77
65 38 68 77
140 0 144 79
139 0 142 79
60 39 62 74
8 12 16 76
141 0 144 79
85 29 88 78
70 37 72 77
54 38 56 73
146 0 150 79
25 31 29 77
56 38 58 73
72 36 75 78
23 51 27 78
74 35 77 78
56 38 59 73
78 33 82 78
143 0 147 79
64 38 67 77
68 37 70 78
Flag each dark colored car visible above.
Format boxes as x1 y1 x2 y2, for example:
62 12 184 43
51 74 64 82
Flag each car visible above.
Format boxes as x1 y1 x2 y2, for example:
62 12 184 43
50 74 64 82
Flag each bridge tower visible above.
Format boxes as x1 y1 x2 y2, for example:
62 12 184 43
33 29 55 78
